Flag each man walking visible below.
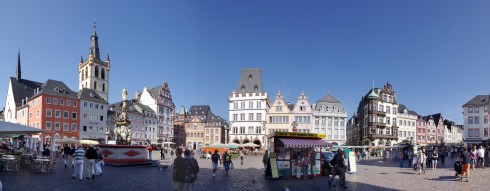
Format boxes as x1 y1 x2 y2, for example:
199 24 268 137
148 145 153 161
211 150 221 177
72 145 85 181
329 149 347 188
173 148 185 191
222 151 232 177
85 145 97 180
161 147 165 160
461 147 471 182
477 146 485 169
63 144 71 168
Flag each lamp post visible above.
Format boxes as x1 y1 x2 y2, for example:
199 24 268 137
291 121 298 132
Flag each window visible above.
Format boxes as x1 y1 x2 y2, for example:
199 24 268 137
468 107 473 113
36 110 40 117
241 102 245 109
249 101 253 109
46 109 52 117
102 84 106 92
46 97 51 104
84 102 88 107
83 113 88 119
60 99 64 105
485 128 489 137
276 106 282 112
475 129 480 137
101 68 105 79
73 101 77 107
90 103 93 108
233 102 238 110
485 116 489 124
233 114 238 121
100 116 104 121
240 114 245 121
95 104 99 109
53 98 58 105
55 122 61 131
46 122 52 130
62 123 68 131
475 116 480 124
63 111 69 119
55 110 61 118
94 81 97 90
386 106 391 114
475 107 480 113
95 66 99 78
468 117 474 124
256 113 262 121
83 126 87 131
249 113 254 121
72 112 77 119
256 101 261 109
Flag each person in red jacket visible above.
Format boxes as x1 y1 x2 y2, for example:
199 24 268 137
148 145 153 161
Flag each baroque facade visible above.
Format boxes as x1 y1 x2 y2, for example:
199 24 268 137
462 95 490 145
313 93 347 146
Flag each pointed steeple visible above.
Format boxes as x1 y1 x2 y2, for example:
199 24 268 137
106 53 110 62
90 20 100 60
80 55 84 63
16 49 21 81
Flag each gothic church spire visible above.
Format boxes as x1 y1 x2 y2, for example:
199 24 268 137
16 49 21 81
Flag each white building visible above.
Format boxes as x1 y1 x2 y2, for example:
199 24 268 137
312 93 347 146
396 104 417 144
292 92 313 133
462 95 490 145
229 69 270 148
78 89 108 141
138 82 175 143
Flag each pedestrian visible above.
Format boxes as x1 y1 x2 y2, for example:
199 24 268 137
171 149 175 161
412 150 419 172
85 144 97 180
262 150 268 171
70 146 76 167
408 150 413 168
222 151 232 176
328 149 348 188
240 151 244 165
310 152 316 179
148 145 153 161
440 148 446 165
417 149 426 175
95 146 104 176
172 148 185 191
361 150 365 161
461 147 470 182
295 153 302 179
470 147 477 170
62 144 71 168
302 154 309 179
477 146 485 169
72 145 85 181
356 150 361 162
211 150 221 177
161 147 165 160
432 150 438 170
399 150 404 168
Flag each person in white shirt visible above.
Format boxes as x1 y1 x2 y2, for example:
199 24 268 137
477 146 485 169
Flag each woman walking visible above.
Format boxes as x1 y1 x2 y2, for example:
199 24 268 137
432 150 438 170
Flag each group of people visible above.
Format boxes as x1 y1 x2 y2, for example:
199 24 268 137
292 152 316 180
62 144 104 181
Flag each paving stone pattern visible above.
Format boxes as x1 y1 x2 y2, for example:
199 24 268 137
1 152 488 191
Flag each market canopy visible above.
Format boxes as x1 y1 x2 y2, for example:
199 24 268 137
240 142 260 147
0 121 44 135
279 138 330 148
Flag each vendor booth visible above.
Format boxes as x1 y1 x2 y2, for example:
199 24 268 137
266 132 329 179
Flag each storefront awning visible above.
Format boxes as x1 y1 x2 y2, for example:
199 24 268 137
279 138 330 148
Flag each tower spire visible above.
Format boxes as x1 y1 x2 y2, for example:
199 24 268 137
90 19 100 60
16 49 21 81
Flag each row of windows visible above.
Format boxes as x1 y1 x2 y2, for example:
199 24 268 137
232 113 263 121
231 126 262 134
467 128 481 137
30 110 77 119
46 97 78 107
232 101 263 110
83 113 104 121
83 102 105 110
205 129 220 134
398 131 415 138
45 122 77 132
205 136 220 142
82 126 104 132
467 116 489 124
315 117 345 127
81 65 106 80
467 106 487 113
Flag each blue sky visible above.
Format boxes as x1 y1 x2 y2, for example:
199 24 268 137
1 0 490 124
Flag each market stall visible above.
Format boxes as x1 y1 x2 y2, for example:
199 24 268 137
266 132 329 179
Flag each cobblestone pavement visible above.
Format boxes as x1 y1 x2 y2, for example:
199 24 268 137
1 152 489 191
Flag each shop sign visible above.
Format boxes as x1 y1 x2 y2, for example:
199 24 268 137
272 132 327 139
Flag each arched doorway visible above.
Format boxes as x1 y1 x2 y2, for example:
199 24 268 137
242 139 250 144
253 139 261 148
233 139 240 144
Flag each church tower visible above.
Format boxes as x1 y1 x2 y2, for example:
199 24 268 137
78 23 110 102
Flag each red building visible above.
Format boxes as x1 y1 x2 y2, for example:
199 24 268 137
416 115 427 144
28 80 80 143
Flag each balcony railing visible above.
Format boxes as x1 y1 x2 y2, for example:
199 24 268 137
368 110 386 116
368 134 397 140
369 122 387 127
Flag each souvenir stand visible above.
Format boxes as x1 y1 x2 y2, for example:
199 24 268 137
266 132 329 180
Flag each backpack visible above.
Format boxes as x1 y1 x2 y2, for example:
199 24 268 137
184 157 199 183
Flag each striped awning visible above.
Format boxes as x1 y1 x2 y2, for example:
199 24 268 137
278 138 330 148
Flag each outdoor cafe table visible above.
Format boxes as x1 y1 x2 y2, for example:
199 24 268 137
35 159 50 173
1 156 16 172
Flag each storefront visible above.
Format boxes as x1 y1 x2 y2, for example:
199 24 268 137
266 132 329 179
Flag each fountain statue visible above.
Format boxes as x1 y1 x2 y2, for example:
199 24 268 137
116 87 132 145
